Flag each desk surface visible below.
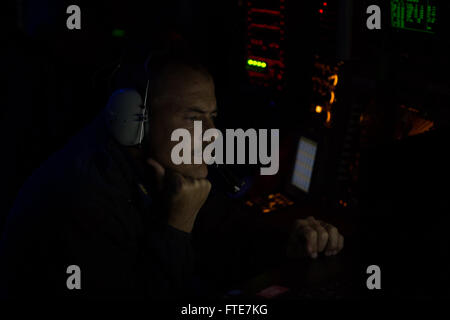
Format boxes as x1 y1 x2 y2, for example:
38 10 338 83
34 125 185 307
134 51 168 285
218 202 369 300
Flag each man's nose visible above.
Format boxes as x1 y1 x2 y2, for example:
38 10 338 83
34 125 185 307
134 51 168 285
201 118 217 151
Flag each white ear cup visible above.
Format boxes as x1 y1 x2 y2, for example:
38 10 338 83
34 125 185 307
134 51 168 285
104 88 148 146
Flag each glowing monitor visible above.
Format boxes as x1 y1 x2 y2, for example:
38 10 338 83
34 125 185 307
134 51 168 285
391 0 437 34
291 137 318 193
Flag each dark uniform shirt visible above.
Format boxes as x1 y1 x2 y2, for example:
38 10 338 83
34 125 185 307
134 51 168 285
0 116 288 299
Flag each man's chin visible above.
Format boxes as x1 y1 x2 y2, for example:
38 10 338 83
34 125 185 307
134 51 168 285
175 164 208 179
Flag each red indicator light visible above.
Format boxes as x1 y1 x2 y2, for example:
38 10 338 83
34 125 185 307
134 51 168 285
319 9 323 14
250 8 281 15
249 23 281 31
323 2 327 6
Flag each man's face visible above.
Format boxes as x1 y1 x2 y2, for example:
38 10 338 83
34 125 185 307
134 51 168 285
146 65 217 179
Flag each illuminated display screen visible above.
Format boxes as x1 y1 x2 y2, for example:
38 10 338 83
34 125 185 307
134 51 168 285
291 137 317 193
391 0 437 34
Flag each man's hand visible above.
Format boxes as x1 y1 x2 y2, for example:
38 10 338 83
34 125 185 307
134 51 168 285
147 158 211 233
286 216 344 259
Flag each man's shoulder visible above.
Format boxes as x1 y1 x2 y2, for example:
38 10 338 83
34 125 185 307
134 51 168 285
11 134 130 217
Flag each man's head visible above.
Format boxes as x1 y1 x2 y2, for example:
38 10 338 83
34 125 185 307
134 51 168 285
142 54 218 179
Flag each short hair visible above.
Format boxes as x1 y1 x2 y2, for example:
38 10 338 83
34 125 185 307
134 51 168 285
144 48 212 100
112 41 211 100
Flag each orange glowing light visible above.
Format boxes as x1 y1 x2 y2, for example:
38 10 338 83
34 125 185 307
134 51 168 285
330 91 335 104
326 111 331 123
329 74 338 86
315 105 323 113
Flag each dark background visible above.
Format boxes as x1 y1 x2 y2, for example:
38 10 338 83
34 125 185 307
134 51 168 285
2 0 450 298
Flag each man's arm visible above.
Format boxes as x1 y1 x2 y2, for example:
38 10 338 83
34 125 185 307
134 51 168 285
56 157 211 299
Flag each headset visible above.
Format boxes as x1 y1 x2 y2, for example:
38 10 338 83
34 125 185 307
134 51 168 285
103 54 153 147
102 51 248 196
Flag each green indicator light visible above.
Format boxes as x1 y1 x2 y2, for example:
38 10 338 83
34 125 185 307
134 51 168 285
247 59 267 68
112 29 125 37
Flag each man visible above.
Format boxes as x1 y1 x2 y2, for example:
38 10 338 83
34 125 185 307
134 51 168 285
0 50 344 299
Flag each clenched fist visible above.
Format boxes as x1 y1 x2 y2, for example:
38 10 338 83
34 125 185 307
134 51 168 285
286 216 344 259
147 158 211 233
